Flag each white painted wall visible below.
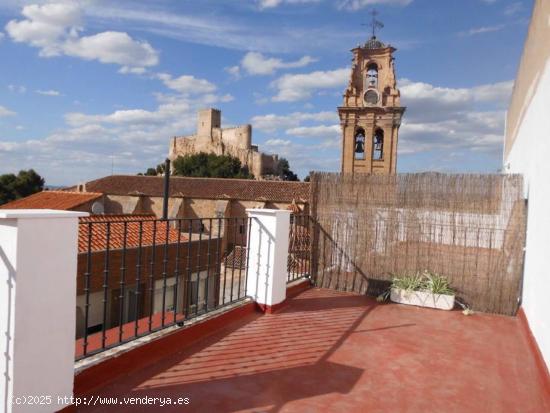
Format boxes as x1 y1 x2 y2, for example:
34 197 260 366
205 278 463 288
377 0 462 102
246 209 290 307
505 58 550 370
0 210 87 412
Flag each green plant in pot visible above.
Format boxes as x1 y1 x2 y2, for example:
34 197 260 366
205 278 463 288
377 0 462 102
381 270 457 311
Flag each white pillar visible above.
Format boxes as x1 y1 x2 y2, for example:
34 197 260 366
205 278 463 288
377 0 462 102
0 210 88 413
245 209 290 312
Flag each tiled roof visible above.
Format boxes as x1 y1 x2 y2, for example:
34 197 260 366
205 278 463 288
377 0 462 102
0 191 102 210
77 175 310 203
78 214 188 253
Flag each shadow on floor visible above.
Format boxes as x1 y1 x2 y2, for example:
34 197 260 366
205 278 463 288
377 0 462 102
79 289 375 412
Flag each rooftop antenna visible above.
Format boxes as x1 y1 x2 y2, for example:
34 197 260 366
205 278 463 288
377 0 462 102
362 9 384 38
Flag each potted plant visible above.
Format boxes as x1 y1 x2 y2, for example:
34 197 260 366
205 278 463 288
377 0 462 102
387 270 456 311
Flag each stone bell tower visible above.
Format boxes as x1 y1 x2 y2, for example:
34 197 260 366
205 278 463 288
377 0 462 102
338 14 406 175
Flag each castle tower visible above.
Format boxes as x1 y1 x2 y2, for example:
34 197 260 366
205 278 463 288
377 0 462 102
197 108 221 138
338 17 406 175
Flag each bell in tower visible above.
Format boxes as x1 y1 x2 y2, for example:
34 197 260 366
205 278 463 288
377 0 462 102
338 10 406 175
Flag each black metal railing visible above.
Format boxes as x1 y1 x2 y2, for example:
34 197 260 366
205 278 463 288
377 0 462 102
76 216 251 360
287 214 312 283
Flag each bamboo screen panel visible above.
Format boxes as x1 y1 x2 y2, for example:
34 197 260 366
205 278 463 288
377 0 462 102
309 172 527 315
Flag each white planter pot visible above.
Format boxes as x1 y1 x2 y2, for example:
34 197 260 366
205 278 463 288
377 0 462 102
390 288 455 311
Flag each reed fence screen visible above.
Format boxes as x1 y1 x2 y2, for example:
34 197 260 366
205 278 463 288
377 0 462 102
309 172 527 315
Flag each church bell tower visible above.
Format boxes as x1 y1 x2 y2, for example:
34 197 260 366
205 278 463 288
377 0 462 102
339 12 406 174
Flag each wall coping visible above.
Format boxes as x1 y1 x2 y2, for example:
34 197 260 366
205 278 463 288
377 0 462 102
0 209 89 219
246 208 291 216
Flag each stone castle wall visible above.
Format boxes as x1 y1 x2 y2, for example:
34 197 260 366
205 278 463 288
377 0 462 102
169 109 278 179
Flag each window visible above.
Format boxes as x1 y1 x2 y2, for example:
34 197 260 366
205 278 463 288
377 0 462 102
373 129 384 160
354 128 366 160
366 63 378 88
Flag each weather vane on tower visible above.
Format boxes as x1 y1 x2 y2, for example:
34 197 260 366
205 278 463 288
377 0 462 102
362 9 384 39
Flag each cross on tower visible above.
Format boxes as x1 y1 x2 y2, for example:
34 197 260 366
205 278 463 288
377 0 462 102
362 9 384 38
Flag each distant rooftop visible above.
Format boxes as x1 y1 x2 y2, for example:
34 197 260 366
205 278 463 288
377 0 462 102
73 175 311 203
0 190 102 211
78 214 188 253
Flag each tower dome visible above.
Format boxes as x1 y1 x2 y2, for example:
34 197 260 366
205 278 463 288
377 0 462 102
364 36 386 49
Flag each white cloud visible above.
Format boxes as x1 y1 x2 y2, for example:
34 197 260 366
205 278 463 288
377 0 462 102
251 111 337 132
263 137 339 175
459 25 504 36
265 138 293 146
35 89 61 96
471 80 514 102
257 0 321 10
5 3 159 69
398 79 513 155
225 65 241 79
63 31 158 67
119 66 147 75
400 78 513 123
0 88 235 183
5 2 81 56
156 73 217 95
240 51 316 75
8 84 26 94
286 124 340 139
252 111 341 176
504 2 522 16
337 0 413 11
0 105 16 117
271 68 348 101
83 3 366 54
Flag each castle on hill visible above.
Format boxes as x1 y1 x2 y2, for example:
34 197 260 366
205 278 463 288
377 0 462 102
168 108 280 179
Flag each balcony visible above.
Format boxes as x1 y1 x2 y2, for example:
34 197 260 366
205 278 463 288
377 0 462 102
0 205 549 412
77 287 549 412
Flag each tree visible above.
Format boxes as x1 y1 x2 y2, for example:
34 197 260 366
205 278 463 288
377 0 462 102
303 174 311 182
0 169 45 205
276 158 299 181
138 162 166 176
171 153 254 179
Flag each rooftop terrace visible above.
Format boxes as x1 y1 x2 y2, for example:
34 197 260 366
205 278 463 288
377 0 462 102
78 288 550 412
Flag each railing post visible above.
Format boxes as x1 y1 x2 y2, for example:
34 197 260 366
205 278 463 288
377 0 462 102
245 209 291 313
0 209 88 412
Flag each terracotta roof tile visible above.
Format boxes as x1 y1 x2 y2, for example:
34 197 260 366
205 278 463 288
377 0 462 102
78 214 187 253
0 191 102 210
77 175 310 203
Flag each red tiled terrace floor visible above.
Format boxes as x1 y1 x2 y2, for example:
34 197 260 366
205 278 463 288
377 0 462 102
79 288 550 412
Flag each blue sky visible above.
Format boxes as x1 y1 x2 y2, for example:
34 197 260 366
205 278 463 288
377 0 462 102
0 0 532 185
